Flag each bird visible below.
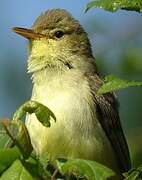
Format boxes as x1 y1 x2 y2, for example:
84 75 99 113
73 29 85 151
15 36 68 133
13 9 131 178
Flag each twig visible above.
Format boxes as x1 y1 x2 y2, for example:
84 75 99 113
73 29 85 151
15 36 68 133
51 169 59 180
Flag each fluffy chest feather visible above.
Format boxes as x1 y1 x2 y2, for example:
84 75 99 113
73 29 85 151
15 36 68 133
26 69 117 170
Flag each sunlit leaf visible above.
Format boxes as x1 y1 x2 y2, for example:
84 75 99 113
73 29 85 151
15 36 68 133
13 100 56 127
86 0 142 13
97 75 142 95
0 147 20 175
0 160 35 180
59 159 115 180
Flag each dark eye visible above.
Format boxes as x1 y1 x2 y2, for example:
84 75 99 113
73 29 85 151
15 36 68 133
54 31 64 38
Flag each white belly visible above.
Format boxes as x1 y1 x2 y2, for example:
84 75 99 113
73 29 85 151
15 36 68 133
26 70 118 171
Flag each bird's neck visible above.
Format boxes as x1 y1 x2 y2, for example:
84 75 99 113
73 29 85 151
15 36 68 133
28 52 97 85
31 67 66 86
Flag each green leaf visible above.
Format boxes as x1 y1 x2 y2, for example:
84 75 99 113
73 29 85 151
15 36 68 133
59 159 115 180
1 119 33 159
0 120 13 149
86 0 142 13
13 100 56 127
0 160 35 180
97 75 142 95
123 165 142 179
22 157 41 179
86 0 117 12
0 147 21 175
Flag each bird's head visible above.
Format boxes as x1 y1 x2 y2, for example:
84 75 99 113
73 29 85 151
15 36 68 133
13 9 92 73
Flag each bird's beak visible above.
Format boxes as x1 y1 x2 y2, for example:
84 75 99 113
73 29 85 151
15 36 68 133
12 27 45 40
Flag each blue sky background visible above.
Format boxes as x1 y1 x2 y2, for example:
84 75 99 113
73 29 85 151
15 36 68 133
0 0 142 165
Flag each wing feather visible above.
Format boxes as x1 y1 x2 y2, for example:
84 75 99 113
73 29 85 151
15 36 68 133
87 73 131 173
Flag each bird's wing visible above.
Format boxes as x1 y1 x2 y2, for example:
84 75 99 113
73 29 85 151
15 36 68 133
87 73 131 173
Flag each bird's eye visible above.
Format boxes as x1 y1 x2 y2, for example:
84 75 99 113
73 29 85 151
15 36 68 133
54 31 64 38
